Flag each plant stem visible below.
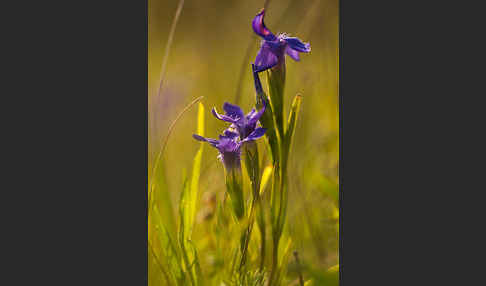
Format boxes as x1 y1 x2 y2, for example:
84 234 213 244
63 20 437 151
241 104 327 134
239 196 258 270
258 198 266 271
293 251 304 286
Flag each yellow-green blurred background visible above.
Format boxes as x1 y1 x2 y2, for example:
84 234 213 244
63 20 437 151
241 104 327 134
149 0 338 282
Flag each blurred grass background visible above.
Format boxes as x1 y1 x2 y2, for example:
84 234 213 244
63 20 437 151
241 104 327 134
149 0 338 283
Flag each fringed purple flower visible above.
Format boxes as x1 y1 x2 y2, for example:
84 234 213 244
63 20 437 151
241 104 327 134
252 9 311 72
193 126 265 171
212 102 266 140
193 130 239 170
193 100 266 172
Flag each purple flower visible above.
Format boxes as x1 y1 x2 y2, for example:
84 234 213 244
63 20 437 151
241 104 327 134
193 127 265 170
212 102 266 140
252 9 311 72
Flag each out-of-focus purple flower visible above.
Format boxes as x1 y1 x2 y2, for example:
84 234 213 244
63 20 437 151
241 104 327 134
212 102 266 140
252 9 311 72
193 127 265 170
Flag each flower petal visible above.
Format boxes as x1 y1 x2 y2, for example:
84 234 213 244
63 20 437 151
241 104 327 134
252 9 276 41
247 103 266 125
246 108 256 119
217 136 241 152
285 46 300 61
254 45 278 72
284 37 311 53
193 134 218 147
212 107 237 123
223 102 245 120
223 129 239 139
242 127 266 142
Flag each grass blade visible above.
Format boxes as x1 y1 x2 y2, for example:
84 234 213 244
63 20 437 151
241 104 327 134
284 94 302 161
148 96 203 207
178 103 205 285
185 102 205 238
259 165 273 196
155 0 185 99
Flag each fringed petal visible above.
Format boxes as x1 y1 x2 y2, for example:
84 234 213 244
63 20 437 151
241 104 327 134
223 102 245 120
285 46 300 61
212 107 237 123
192 134 218 147
284 37 311 53
242 127 266 142
247 103 266 125
223 129 239 139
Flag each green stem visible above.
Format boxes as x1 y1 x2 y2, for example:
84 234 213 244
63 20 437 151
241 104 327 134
239 142 261 269
239 196 258 270
257 198 266 271
225 166 244 220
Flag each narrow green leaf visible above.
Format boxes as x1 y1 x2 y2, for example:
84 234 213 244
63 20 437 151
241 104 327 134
284 94 303 162
196 102 204 136
178 172 197 285
259 165 273 196
275 236 293 286
257 92 280 164
153 163 176 238
225 166 245 220
267 64 286 139
177 104 205 285
149 204 182 284
181 103 205 239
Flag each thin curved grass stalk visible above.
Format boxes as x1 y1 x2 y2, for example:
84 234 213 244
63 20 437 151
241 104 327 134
151 0 185 180
155 0 185 99
148 96 203 208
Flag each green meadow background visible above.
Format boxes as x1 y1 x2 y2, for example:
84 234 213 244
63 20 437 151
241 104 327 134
149 0 338 284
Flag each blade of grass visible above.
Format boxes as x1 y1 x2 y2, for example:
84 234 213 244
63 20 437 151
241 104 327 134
178 170 197 286
149 203 183 282
148 96 203 207
284 94 302 162
182 102 205 238
149 240 173 286
275 236 293 286
179 103 205 285
260 165 273 195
